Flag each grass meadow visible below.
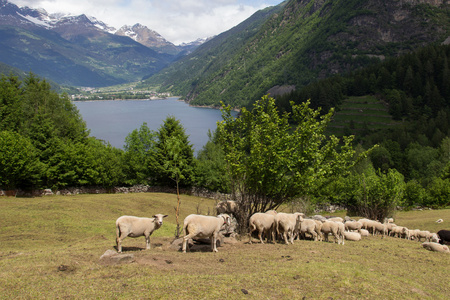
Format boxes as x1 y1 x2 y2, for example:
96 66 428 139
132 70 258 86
0 193 449 299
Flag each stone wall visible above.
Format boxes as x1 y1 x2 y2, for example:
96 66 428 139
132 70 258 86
0 185 233 201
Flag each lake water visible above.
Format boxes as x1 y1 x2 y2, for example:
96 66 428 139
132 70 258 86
73 98 236 154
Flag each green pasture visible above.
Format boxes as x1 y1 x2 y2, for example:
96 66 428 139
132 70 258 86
0 193 449 299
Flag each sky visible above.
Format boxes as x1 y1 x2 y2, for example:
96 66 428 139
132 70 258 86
10 0 282 45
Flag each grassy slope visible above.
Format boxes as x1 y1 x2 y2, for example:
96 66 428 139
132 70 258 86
328 95 401 136
0 193 449 299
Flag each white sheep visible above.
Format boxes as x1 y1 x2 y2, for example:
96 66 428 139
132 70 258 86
435 218 443 223
327 217 344 223
360 229 370 237
344 231 362 241
248 212 276 244
275 212 303 245
373 222 387 237
116 214 168 253
182 214 231 253
321 220 345 245
298 216 321 241
216 200 237 215
344 220 362 232
422 242 450 253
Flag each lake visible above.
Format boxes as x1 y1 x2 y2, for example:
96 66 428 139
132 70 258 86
73 98 236 154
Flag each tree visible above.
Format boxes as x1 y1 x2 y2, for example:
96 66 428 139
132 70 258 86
346 168 405 221
216 95 371 231
154 116 196 237
195 130 230 193
0 131 43 190
123 123 157 185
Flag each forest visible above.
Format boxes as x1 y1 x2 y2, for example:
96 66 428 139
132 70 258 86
1 45 450 221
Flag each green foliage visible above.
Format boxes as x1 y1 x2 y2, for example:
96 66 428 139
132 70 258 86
346 168 406 221
0 131 43 190
153 116 196 187
217 95 369 228
195 130 230 193
123 123 157 185
427 177 450 208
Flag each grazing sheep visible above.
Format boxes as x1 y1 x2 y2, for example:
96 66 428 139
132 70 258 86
216 201 237 215
436 219 443 223
248 212 276 244
344 220 362 232
422 242 450 253
408 229 420 241
390 226 409 239
385 223 397 236
182 214 231 253
298 216 321 241
275 212 303 245
321 221 345 245
417 230 432 242
373 222 388 237
116 214 168 253
344 231 362 241
437 229 450 245
360 229 370 237
327 217 344 223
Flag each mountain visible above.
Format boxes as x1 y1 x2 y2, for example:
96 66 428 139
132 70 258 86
0 0 201 87
143 0 450 108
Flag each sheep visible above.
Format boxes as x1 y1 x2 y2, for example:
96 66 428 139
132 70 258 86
373 222 387 237
344 220 362 232
248 212 276 244
416 230 433 242
116 214 168 253
275 212 303 245
327 217 344 223
384 223 397 236
321 221 345 245
344 231 362 241
422 242 450 253
360 229 370 237
437 229 450 245
435 219 443 223
298 216 322 241
216 200 237 215
408 229 420 241
182 214 231 253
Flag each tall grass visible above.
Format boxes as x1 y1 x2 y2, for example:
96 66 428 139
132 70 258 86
0 193 449 299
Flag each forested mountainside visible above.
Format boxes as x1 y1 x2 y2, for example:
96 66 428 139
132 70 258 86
145 0 450 108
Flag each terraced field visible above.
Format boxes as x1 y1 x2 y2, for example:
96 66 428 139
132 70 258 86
328 95 401 136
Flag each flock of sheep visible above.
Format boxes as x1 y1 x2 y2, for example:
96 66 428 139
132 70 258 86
114 200 450 254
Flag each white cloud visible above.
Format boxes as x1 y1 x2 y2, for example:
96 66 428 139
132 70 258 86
9 0 281 45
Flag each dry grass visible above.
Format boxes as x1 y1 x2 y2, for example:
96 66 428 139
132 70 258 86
0 193 449 299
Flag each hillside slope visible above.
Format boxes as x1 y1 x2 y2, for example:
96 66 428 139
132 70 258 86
145 0 450 108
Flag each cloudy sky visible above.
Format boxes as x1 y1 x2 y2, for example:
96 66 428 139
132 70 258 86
10 0 282 45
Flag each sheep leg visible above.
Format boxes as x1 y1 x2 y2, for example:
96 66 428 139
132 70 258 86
258 229 265 244
116 232 128 253
182 233 194 253
145 235 151 250
212 233 218 252
283 232 289 245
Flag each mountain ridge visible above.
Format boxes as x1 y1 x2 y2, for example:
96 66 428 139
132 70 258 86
144 0 450 108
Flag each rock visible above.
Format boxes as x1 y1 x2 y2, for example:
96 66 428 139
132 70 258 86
99 249 134 264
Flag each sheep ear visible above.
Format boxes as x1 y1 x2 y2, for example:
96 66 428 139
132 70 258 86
163 215 168 218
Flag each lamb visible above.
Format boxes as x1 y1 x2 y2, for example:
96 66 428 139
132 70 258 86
116 214 168 253
422 242 450 253
437 229 450 245
321 220 345 245
344 231 362 241
248 212 276 244
298 216 322 241
216 200 237 215
182 214 231 253
275 212 303 245
435 219 443 223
